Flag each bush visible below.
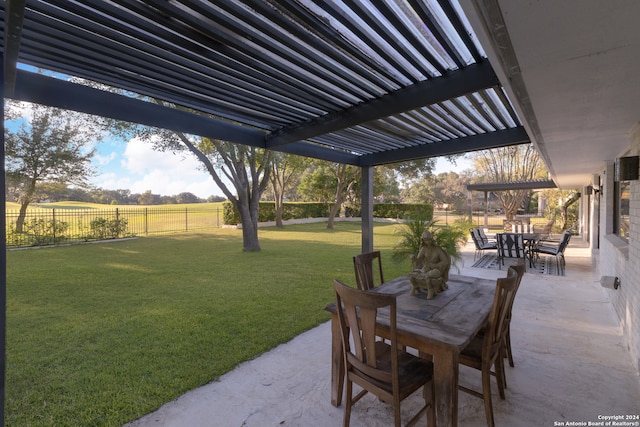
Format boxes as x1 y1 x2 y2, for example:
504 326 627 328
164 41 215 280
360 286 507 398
223 202 332 224
22 218 70 246
223 201 433 225
89 217 129 240
374 203 433 220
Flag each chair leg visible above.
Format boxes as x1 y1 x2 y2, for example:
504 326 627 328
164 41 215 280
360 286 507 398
495 351 507 398
393 394 402 427
425 382 436 427
481 363 495 427
505 326 515 367
343 380 353 427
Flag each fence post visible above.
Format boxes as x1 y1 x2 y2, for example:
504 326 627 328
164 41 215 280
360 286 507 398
185 207 188 232
52 208 56 242
145 208 148 235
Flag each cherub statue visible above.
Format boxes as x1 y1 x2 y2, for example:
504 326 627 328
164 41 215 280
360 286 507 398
408 230 451 298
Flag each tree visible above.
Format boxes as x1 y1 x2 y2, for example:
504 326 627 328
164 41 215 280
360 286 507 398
326 163 359 229
175 192 200 204
5 102 99 232
431 172 470 211
471 145 546 219
541 189 581 230
108 106 271 251
268 153 309 227
137 190 160 205
298 160 359 229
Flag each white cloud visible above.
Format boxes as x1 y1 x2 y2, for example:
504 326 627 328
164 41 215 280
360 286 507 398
93 137 225 198
94 151 117 166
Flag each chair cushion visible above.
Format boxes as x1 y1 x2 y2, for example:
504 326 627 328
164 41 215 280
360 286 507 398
480 241 497 249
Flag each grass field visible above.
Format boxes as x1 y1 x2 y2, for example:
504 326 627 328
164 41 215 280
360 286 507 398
5 202 228 247
5 221 411 426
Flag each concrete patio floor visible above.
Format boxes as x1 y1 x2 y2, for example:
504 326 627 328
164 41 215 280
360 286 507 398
126 238 640 427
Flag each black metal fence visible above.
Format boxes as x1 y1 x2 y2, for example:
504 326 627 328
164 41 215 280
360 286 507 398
5 207 224 248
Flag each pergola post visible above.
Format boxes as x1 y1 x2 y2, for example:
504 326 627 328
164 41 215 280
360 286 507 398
483 191 488 227
1 53 7 427
361 166 374 253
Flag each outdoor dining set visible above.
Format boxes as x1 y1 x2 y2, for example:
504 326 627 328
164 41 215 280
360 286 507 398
470 222 572 274
324 223 575 426
324 246 526 427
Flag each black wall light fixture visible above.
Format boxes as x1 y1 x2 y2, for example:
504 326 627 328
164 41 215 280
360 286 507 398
614 156 639 181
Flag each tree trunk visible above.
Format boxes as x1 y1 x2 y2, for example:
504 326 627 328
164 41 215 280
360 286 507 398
560 192 581 230
15 181 37 233
238 202 261 251
326 199 342 229
15 202 29 234
274 191 284 228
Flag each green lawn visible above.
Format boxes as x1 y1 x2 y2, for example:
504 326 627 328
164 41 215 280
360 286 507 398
5 221 411 426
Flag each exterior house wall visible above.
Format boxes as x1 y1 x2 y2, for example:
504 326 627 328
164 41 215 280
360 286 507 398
598 128 640 374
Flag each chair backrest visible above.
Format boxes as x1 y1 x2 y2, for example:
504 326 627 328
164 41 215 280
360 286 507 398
503 219 521 232
333 279 397 384
505 259 526 321
483 267 519 359
477 228 491 244
470 228 483 250
353 251 384 291
558 230 572 253
496 233 526 259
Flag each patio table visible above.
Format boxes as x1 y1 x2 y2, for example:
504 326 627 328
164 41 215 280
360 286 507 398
325 274 496 427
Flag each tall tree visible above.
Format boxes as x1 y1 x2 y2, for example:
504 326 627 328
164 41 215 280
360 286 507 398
5 102 99 232
110 105 271 251
268 153 309 227
471 145 546 219
298 160 360 229
326 163 359 229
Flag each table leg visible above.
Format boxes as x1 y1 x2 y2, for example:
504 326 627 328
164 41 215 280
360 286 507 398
433 347 459 427
330 313 344 407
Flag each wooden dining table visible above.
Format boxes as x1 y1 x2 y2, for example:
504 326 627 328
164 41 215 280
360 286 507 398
325 273 496 427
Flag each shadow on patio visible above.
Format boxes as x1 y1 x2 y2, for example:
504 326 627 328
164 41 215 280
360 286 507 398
126 238 640 427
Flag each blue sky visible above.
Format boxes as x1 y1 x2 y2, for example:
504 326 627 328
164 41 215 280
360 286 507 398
89 136 471 199
90 135 225 199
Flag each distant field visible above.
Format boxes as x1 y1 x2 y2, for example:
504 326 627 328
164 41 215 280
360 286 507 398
5 201 227 247
6 201 226 211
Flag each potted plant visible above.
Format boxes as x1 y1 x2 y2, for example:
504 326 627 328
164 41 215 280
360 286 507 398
392 214 470 272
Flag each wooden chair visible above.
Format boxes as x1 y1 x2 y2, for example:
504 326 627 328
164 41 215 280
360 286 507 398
470 228 497 260
353 250 384 291
503 260 526 368
496 233 529 269
458 267 519 427
333 279 435 427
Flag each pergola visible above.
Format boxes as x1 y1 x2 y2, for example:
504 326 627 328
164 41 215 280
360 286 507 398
0 1 534 423
1 0 532 249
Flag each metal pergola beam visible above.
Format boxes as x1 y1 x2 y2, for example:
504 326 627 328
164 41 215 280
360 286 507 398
466 180 557 192
358 126 530 166
3 0 26 97
10 70 363 165
266 60 499 149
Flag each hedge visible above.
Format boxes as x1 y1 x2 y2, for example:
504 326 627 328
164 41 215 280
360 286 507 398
223 202 332 224
223 202 433 225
